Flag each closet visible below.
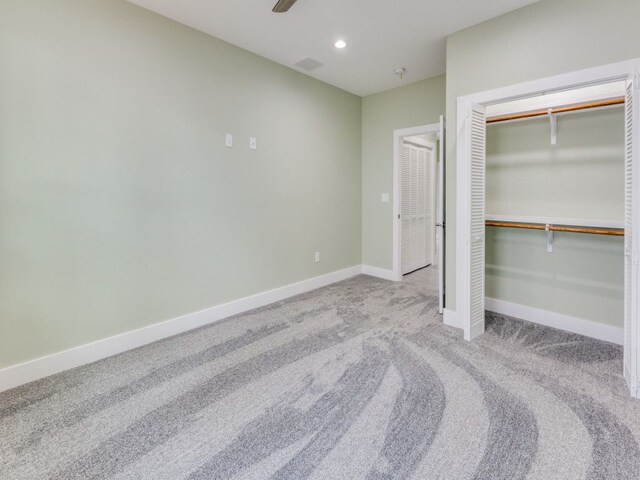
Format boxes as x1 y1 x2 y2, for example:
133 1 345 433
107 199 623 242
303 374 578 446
401 140 435 274
482 82 626 341
456 61 640 398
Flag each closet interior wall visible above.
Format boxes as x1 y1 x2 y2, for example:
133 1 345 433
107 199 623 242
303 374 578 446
485 103 625 328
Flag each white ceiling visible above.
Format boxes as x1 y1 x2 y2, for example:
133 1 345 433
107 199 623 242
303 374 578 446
127 0 538 96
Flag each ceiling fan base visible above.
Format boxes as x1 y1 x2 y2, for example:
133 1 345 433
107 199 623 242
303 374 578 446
272 0 298 13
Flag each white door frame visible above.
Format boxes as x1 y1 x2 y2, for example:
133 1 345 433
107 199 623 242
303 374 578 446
393 123 441 282
455 57 640 396
438 115 446 314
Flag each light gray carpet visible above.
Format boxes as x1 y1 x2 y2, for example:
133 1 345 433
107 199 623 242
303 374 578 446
1 271 640 480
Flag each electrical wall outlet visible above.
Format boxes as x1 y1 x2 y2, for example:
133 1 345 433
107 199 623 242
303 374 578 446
249 137 257 150
381 193 390 203
315 251 320 263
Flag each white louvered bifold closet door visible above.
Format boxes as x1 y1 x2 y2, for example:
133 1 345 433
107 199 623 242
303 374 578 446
401 145 413 274
624 76 638 395
401 144 431 275
468 104 487 340
425 146 435 266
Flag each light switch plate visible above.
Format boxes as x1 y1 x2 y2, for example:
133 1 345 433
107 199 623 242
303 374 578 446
381 193 390 203
249 137 257 150
225 134 233 148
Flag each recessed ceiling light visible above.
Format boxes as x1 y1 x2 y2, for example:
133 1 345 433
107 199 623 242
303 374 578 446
334 40 347 49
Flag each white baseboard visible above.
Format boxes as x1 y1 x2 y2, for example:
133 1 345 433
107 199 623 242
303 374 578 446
485 297 623 345
0 265 362 393
625 366 639 399
361 265 397 281
443 308 462 329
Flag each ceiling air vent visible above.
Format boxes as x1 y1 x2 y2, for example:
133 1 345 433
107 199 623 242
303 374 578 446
294 58 323 72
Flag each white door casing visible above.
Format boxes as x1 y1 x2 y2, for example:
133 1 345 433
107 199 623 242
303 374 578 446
393 123 440 282
438 115 446 314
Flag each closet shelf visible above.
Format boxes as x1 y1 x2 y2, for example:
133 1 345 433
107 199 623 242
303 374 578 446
485 215 624 237
486 97 625 125
485 220 624 236
485 217 624 253
486 214 623 229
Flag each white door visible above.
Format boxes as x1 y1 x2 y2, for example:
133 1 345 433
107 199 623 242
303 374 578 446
426 142 436 266
401 141 435 275
465 104 487 341
624 74 640 397
438 115 446 314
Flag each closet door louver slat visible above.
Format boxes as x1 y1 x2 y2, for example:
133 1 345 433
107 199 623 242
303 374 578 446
468 105 487 339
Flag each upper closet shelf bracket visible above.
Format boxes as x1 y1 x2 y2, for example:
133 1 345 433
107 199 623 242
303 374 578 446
548 109 557 145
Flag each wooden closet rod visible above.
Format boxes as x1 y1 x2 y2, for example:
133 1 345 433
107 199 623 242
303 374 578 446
485 221 624 236
486 97 625 124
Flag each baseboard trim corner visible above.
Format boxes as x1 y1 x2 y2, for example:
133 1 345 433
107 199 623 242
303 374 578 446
361 265 397 281
485 297 623 345
0 265 362 393
443 308 462 329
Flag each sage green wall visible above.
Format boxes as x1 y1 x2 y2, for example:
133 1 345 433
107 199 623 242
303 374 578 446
445 0 640 312
362 76 446 269
486 108 624 325
487 109 624 222
0 0 362 369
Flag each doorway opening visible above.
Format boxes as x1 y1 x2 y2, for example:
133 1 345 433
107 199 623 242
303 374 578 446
393 119 445 312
